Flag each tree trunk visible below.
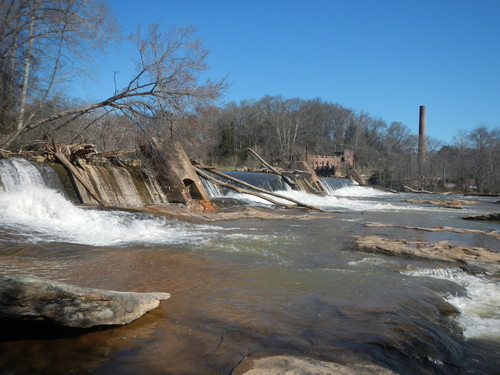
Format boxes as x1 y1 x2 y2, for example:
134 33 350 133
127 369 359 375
15 0 38 132
201 168 334 212
196 168 296 209
54 151 107 206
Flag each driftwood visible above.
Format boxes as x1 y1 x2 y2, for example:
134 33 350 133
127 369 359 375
302 176 325 195
97 148 138 158
404 186 452 195
0 149 36 159
292 161 326 194
247 148 281 175
196 168 296 209
246 148 299 190
198 168 335 213
0 149 12 158
54 150 107 206
59 143 98 159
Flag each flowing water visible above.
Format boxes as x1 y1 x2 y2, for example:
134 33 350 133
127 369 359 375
0 160 499 375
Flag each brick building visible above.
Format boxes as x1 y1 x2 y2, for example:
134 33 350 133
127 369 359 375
310 150 354 176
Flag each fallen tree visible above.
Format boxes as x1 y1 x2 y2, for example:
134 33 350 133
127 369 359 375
247 148 298 190
53 149 108 206
404 186 453 195
196 167 339 213
196 168 296 209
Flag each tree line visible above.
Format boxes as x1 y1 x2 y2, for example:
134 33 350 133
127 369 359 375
1 1 498 193
202 97 498 194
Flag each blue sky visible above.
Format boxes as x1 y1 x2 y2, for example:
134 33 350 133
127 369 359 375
74 0 500 144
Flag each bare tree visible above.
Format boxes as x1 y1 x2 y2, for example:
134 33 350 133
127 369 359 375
0 0 117 149
450 130 473 192
1 3 226 150
469 125 500 193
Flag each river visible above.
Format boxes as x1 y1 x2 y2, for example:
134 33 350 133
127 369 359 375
0 159 498 374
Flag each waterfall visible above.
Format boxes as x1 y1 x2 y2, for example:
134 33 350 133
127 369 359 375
223 171 291 192
74 164 168 207
0 158 209 246
0 157 168 207
0 158 67 194
319 177 354 195
201 178 224 198
200 171 293 199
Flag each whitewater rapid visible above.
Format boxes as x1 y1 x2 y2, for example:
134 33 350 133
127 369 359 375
404 267 500 340
219 187 448 212
0 158 220 246
0 185 214 246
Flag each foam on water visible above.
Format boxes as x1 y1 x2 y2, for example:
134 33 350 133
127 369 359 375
329 185 393 197
405 267 500 340
221 188 426 211
0 185 209 246
269 189 423 211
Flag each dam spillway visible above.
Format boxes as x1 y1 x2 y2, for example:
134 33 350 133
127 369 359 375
0 158 168 207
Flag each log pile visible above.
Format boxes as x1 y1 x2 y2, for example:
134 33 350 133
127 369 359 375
196 148 342 213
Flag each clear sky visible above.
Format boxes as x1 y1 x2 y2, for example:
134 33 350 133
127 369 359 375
74 0 500 145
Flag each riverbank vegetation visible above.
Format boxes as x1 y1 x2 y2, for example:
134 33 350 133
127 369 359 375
1 0 498 193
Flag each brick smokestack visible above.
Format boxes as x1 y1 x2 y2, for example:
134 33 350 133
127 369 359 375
418 105 426 185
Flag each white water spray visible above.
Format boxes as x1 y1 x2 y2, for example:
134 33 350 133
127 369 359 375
0 158 215 246
0 158 49 190
405 267 500 340
0 186 211 246
329 185 392 197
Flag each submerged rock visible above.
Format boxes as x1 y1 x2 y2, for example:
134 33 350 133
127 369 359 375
232 355 397 375
364 222 500 240
0 275 170 328
404 199 479 209
462 212 500 221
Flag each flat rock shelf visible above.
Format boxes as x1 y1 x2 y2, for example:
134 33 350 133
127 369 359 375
0 275 170 328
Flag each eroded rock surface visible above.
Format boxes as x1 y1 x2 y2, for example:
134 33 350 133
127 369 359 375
364 223 500 240
354 236 500 275
0 275 170 328
404 199 479 209
462 212 500 221
232 355 397 375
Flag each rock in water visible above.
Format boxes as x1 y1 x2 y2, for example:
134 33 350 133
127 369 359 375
0 275 170 328
232 355 398 375
462 212 500 221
